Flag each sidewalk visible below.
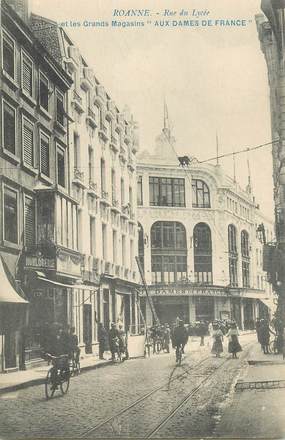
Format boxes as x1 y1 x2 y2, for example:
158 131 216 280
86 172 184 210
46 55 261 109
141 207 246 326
0 354 112 395
216 342 285 438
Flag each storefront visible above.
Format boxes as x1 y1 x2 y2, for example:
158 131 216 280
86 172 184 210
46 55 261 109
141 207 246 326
0 256 28 372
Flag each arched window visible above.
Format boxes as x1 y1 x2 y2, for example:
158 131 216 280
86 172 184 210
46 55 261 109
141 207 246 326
193 223 212 284
151 222 187 284
138 223 144 273
241 230 250 288
192 179 210 208
228 224 238 287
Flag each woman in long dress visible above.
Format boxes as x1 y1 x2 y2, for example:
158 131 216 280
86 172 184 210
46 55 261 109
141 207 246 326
227 322 242 358
211 323 223 357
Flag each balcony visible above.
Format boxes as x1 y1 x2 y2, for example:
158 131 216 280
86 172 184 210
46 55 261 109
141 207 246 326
72 90 84 114
86 107 97 128
100 190 110 206
110 135 119 153
121 204 130 219
98 123 109 142
127 156 135 172
81 67 94 91
111 197 120 213
107 99 116 116
87 180 99 198
24 244 82 279
96 85 106 101
66 46 81 70
119 148 127 164
73 168 85 187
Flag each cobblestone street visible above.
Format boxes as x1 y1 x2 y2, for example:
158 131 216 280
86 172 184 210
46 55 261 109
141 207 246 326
0 334 255 439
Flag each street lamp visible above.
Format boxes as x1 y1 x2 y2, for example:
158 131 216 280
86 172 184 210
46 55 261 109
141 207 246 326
257 223 266 244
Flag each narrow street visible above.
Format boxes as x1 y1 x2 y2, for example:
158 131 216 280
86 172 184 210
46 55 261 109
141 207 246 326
0 334 255 439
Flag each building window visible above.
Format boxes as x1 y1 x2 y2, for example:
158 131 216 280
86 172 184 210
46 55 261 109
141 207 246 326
56 90 65 126
149 177 185 207
40 132 50 177
228 224 238 287
122 234 126 266
22 117 34 167
3 31 15 79
129 186 133 209
74 133 80 170
88 146 94 183
137 176 143 206
121 177 125 206
90 216 95 256
101 158 106 195
151 221 187 283
39 72 49 111
57 147 65 187
24 196 35 247
241 230 250 288
138 223 144 272
3 186 18 244
111 169 116 204
21 51 33 96
3 101 16 155
192 179 210 208
102 224 107 260
193 223 212 284
113 230 117 263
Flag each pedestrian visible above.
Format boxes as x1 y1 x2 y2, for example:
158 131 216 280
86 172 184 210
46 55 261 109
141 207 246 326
259 319 273 354
196 321 208 346
211 322 223 357
163 323 171 353
109 322 120 361
69 326 80 362
118 324 128 360
98 322 108 360
255 318 262 347
227 321 242 359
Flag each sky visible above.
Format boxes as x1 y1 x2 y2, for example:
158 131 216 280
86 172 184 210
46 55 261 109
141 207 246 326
31 0 274 218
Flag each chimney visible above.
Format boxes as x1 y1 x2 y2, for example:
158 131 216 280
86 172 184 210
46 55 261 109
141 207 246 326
6 0 30 24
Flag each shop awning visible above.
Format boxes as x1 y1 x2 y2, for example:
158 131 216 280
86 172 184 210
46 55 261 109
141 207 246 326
0 256 28 304
37 275 96 291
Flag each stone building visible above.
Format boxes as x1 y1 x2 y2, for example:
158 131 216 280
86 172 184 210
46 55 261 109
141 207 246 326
29 13 141 350
0 0 74 370
137 124 275 329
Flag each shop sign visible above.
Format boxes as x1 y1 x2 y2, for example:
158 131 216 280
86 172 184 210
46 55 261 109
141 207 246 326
56 250 82 277
147 285 230 297
25 256 55 269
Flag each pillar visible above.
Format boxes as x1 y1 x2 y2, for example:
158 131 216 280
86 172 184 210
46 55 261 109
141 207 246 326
189 296 196 323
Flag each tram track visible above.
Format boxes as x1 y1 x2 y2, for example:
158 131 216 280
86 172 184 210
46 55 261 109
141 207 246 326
146 340 253 438
79 339 254 439
79 354 212 438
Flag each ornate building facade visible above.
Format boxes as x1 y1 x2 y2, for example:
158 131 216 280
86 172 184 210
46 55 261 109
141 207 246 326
137 126 275 329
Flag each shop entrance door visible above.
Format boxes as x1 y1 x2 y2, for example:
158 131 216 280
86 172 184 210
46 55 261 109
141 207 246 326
4 330 16 369
103 289 110 330
195 297 215 322
83 304 92 353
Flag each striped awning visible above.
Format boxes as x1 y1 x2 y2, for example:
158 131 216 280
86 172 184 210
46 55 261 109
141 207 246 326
0 256 28 304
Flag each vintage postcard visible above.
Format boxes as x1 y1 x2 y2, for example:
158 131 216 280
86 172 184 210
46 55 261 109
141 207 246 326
0 0 284 438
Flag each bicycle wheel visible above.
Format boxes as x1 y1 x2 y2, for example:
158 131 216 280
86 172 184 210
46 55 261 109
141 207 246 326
178 350 182 365
76 360 81 375
60 369 70 395
45 369 56 400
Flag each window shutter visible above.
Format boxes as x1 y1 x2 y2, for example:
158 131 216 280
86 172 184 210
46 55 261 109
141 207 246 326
22 55 33 95
24 197 35 247
40 136 50 177
23 122 34 166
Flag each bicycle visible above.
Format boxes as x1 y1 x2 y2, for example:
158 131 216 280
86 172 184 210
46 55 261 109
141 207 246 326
45 354 71 399
175 344 183 366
